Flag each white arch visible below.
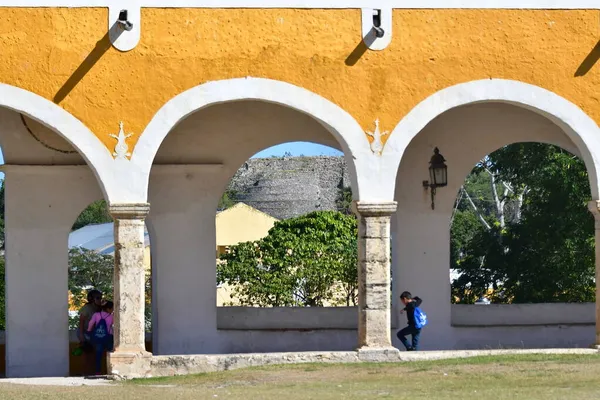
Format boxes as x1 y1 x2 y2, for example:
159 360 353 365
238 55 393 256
0 83 115 200
133 77 374 199
385 79 600 199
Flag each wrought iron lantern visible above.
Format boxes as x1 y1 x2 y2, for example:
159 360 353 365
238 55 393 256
422 147 448 210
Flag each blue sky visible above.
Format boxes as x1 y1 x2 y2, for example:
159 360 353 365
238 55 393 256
252 142 341 158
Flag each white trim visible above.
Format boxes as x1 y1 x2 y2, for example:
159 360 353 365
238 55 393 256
384 79 600 199
108 6 140 52
133 77 373 200
0 0 598 9
0 83 116 200
361 8 392 51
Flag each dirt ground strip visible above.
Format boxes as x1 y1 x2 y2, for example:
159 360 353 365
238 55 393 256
1 354 600 399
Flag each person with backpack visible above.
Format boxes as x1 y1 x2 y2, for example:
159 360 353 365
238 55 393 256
77 289 103 375
397 291 426 351
87 301 114 375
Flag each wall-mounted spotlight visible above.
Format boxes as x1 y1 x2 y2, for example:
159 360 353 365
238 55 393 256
118 9 134 31
422 147 448 210
372 9 385 38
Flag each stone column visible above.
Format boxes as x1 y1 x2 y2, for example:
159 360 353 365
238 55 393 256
107 203 152 378
354 201 398 357
588 201 600 348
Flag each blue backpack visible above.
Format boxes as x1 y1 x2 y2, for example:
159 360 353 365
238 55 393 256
91 313 109 345
414 307 428 329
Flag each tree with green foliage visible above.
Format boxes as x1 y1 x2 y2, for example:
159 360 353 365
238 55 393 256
72 200 112 231
218 211 358 307
218 189 238 210
451 143 594 304
336 186 353 215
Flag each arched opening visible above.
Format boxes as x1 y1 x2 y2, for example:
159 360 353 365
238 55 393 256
0 97 108 377
449 143 594 348
216 141 350 304
392 101 598 350
147 98 361 356
214 141 358 353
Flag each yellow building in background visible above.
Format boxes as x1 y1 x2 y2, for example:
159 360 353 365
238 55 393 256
216 203 279 255
216 203 279 306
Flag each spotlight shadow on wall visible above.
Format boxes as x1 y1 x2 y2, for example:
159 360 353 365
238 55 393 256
575 40 600 77
54 24 122 104
345 34 377 66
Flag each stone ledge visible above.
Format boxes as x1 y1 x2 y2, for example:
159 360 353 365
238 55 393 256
108 348 600 379
357 347 401 362
150 351 361 377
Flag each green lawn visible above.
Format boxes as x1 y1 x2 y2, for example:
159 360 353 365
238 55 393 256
2 354 600 399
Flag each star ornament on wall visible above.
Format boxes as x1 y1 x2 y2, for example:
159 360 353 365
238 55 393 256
109 122 134 160
366 119 390 156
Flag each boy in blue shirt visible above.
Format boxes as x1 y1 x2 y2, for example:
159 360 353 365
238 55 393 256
397 291 423 351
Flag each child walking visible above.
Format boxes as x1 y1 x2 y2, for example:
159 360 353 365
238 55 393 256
397 291 425 351
87 301 114 375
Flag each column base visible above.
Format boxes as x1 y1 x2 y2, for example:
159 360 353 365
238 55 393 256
107 350 152 379
357 346 401 362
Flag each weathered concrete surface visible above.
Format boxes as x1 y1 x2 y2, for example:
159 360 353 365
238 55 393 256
354 202 397 350
143 348 599 378
109 352 152 380
0 377 113 386
150 352 361 377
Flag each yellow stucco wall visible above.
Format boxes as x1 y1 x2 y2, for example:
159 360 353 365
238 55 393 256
0 8 599 150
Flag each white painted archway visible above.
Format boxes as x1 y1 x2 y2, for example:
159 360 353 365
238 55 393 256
384 79 600 200
387 79 600 351
0 83 114 200
133 77 384 201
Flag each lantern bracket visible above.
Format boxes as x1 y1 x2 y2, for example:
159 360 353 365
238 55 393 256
109 5 141 52
422 181 438 210
422 147 448 210
361 8 392 51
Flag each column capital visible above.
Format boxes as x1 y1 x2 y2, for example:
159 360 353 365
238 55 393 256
353 201 397 217
109 203 150 219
